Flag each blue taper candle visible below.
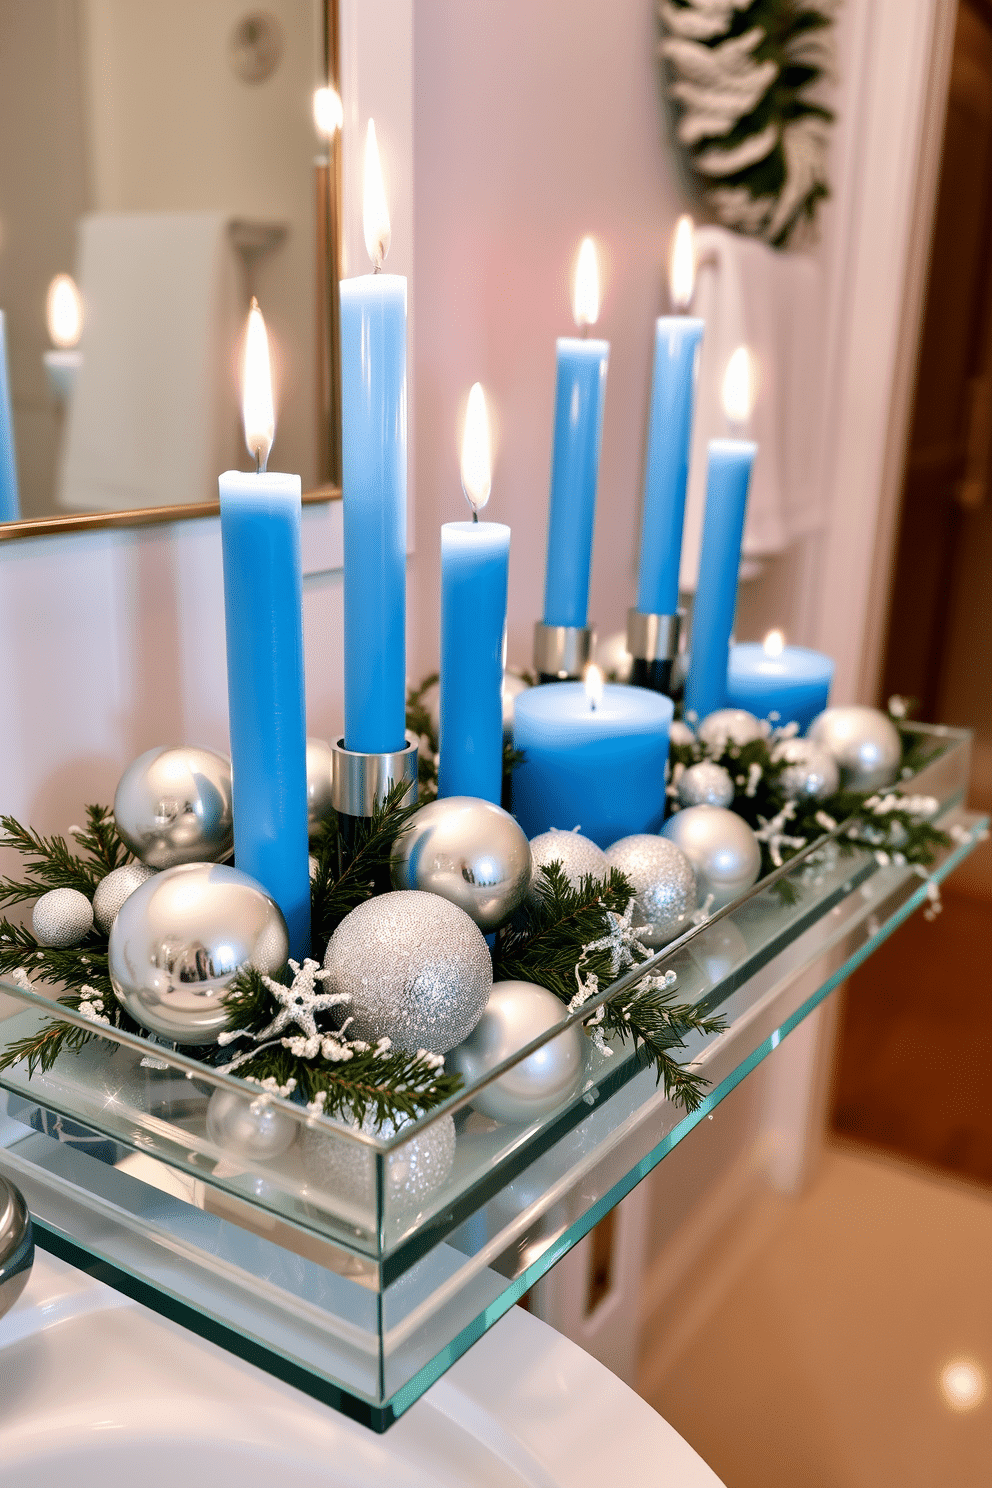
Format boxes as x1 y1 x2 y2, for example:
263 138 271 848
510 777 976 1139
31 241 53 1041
0 311 21 522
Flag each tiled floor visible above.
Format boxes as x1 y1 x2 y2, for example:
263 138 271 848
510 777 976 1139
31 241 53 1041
640 1145 992 1488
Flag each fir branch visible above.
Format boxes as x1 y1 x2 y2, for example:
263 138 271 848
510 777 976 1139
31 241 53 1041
604 974 724 1114
231 1042 462 1128
310 780 423 955
0 1016 101 1077
0 804 131 907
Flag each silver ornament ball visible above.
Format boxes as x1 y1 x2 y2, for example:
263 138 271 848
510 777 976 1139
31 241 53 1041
323 889 492 1054
604 835 697 947
448 980 586 1125
92 863 156 934
206 1088 298 1162
502 670 531 736
689 919 749 984
113 745 233 869
596 631 633 683
528 828 608 903
390 796 531 932
32 887 93 948
677 761 735 809
807 706 901 791
306 737 335 836
108 862 289 1045
302 1110 456 1220
697 709 765 752
669 720 697 748
771 738 840 801
661 805 761 911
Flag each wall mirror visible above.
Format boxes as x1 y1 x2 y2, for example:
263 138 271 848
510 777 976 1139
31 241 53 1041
0 0 341 541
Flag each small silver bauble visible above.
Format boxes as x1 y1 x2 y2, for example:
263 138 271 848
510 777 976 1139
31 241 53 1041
113 745 233 868
306 737 334 835
604 835 697 947
697 709 765 752
677 761 735 809
448 980 586 1125
390 796 531 932
661 805 761 911
92 863 156 935
807 706 901 791
302 1110 456 1219
323 889 492 1053
596 631 633 683
502 671 531 736
108 862 289 1045
32 887 93 948
689 919 749 984
528 828 608 903
771 738 840 801
206 1087 297 1162
669 720 696 748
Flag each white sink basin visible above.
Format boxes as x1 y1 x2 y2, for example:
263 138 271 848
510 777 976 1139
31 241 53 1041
0 1249 725 1486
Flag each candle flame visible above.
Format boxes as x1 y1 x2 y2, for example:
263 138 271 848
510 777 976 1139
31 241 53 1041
313 85 343 139
242 298 275 470
460 382 492 512
669 215 695 310
572 237 600 328
763 629 785 658
722 345 755 425
584 663 604 710
363 119 391 271
46 274 82 349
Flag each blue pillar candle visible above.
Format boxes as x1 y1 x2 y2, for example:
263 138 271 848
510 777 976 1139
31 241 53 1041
726 638 835 731
635 316 704 616
684 439 757 724
0 311 21 522
339 121 407 755
219 302 310 961
440 521 511 802
512 680 673 848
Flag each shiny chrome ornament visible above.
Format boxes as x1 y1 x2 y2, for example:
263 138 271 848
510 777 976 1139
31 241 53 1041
807 706 901 791
108 862 289 1044
113 745 234 868
448 980 585 1125
206 1088 298 1162
661 805 761 911
771 737 840 801
306 737 335 835
697 708 765 752
390 796 532 932
677 761 735 809
605 834 698 947
0 1175 33 1321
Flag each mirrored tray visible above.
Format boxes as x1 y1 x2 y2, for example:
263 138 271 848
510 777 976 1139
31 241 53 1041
0 724 985 1429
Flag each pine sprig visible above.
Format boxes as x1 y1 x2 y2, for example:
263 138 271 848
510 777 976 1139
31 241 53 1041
309 780 423 955
230 1041 462 1128
0 1015 100 1077
605 976 724 1113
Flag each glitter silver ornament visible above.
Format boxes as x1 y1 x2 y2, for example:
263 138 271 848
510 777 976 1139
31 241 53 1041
390 797 531 932
528 828 608 903
661 805 761 911
108 862 289 1045
302 1110 456 1219
449 980 585 1124
697 709 765 752
206 1088 297 1162
323 890 491 1053
669 720 696 747
502 671 531 736
677 761 735 809
113 745 234 868
306 737 335 835
596 631 633 683
604 835 697 947
807 706 901 791
92 863 156 934
32 888 93 948
771 738 840 801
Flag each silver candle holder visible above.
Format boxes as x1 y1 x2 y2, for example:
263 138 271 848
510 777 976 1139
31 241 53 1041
532 621 596 683
330 732 419 872
626 607 684 696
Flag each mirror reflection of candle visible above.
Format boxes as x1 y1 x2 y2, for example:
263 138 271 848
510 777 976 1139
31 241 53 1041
669 215 695 312
312 85 343 139
722 345 756 432
460 381 491 521
763 628 785 658
46 274 82 349
242 298 275 472
363 119 390 272
572 237 600 338
584 662 604 711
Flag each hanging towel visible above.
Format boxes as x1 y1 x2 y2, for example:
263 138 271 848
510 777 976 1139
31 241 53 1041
679 225 825 591
59 212 243 512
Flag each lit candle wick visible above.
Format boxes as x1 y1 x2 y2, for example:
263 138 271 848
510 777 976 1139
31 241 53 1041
763 629 785 658
572 237 600 338
584 663 604 712
364 119 391 274
460 382 492 518
242 297 275 474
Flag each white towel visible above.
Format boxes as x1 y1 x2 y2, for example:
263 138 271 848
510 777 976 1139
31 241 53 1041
679 225 825 590
59 212 243 513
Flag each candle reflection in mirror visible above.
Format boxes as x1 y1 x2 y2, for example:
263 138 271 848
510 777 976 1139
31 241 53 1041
43 274 83 406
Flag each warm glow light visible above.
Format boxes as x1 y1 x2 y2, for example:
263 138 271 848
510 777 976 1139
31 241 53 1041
572 237 600 328
313 86 343 139
722 345 756 425
460 382 491 512
363 119 391 271
940 1359 986 1412
669 215 695 310
242 298 275 470
763 629 785 658
46 274 82 349
584 663 604 711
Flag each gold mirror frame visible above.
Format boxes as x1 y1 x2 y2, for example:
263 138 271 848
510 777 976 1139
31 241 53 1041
0 0 341 545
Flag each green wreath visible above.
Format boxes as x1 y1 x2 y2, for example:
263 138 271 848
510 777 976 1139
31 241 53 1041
659 0 835 248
